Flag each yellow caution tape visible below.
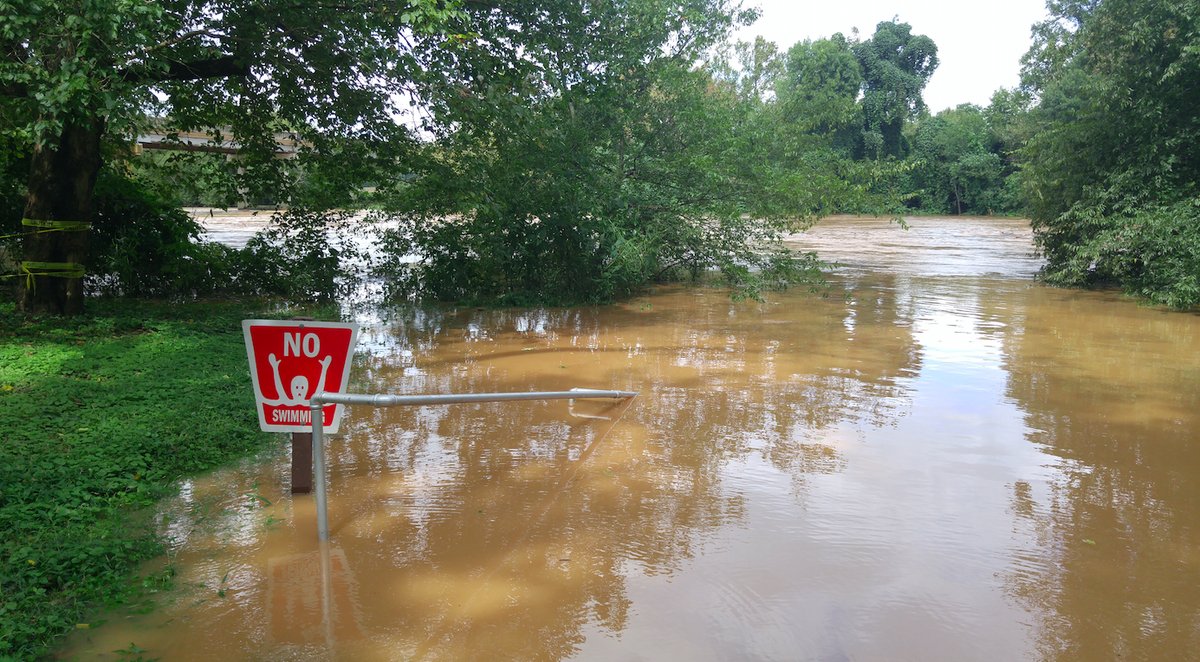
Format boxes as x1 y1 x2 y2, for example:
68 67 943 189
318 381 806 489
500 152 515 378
1 222 91 287
20 218 92 231
0 219 92 240
17 261 87 289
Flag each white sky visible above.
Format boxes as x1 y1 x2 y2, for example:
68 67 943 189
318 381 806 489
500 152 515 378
735 0 1050 112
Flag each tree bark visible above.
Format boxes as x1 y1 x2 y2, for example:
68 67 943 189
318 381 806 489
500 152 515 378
18 117 105 315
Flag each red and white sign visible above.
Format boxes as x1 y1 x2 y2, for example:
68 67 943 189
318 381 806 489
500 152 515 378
242 320 360 433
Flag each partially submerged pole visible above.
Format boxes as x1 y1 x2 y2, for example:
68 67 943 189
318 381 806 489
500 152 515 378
310 403 330 541
307 388 637 541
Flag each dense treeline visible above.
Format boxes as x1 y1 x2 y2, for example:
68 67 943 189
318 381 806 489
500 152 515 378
1 0 1196 309
727 25 1025 218
1019 0 1200 308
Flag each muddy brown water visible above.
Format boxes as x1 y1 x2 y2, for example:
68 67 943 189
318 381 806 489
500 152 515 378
60 217 1200 660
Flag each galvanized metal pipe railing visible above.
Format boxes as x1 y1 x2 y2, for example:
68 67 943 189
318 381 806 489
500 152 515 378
307 388 638 541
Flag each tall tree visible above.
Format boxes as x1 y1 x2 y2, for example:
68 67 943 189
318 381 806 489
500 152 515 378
909 104 1007 215
1021 0 1200 307
983 87 1033 168
386 0 864 304
776 34 862 148
1 0 460 313
852 20 938 159
732 36 784 102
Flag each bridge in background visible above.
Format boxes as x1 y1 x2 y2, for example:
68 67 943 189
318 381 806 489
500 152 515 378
135 128 303 158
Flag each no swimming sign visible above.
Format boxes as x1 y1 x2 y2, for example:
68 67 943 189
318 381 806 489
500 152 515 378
242 320 360 433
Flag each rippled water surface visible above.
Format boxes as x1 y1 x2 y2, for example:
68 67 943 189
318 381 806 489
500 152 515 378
61 217 1200 660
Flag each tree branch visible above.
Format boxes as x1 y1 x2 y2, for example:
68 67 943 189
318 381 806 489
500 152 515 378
5 56 247 97
120 55 250 85
143 29 222 56
1 38 29 96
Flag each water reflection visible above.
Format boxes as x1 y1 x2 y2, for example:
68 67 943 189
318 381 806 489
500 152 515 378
1000 289 1200 659
59 217 1200 661
267 545 363 648
64 279 923 659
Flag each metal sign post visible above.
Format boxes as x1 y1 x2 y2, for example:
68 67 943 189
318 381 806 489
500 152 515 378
307 388 638 541
243 319 360 494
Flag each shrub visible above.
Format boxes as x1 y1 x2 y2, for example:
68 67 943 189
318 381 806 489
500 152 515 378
1038 199 1200 309
88 170 209 297
2 168 368 302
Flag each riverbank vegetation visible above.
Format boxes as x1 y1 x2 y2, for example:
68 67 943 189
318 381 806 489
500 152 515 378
0 301 323 658
1019 0 1200 309
4 0 1193 310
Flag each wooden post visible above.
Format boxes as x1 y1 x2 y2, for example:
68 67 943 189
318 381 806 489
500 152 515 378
291 432 313 494
290 316 316 494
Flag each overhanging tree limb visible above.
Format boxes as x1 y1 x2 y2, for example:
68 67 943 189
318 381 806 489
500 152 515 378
119 55 250 85
142 29 225 56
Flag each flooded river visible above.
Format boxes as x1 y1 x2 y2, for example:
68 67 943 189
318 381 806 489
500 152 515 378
61 217 1200 660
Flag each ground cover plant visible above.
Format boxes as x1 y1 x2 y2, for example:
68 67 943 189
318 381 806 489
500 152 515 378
0 300 321 658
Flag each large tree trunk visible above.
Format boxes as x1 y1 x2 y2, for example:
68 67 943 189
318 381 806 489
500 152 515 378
18 117 105 315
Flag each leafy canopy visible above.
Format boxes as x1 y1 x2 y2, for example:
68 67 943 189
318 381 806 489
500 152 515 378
853 20 938 159
776 34 862 145
380 0 887 305
1020 0 1200 307
908 104 1018 215
1 0 462 198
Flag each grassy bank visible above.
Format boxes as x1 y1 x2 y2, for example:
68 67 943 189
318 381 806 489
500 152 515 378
0 300 312 659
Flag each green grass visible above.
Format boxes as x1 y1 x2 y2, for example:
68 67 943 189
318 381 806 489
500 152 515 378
0 299 327 659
